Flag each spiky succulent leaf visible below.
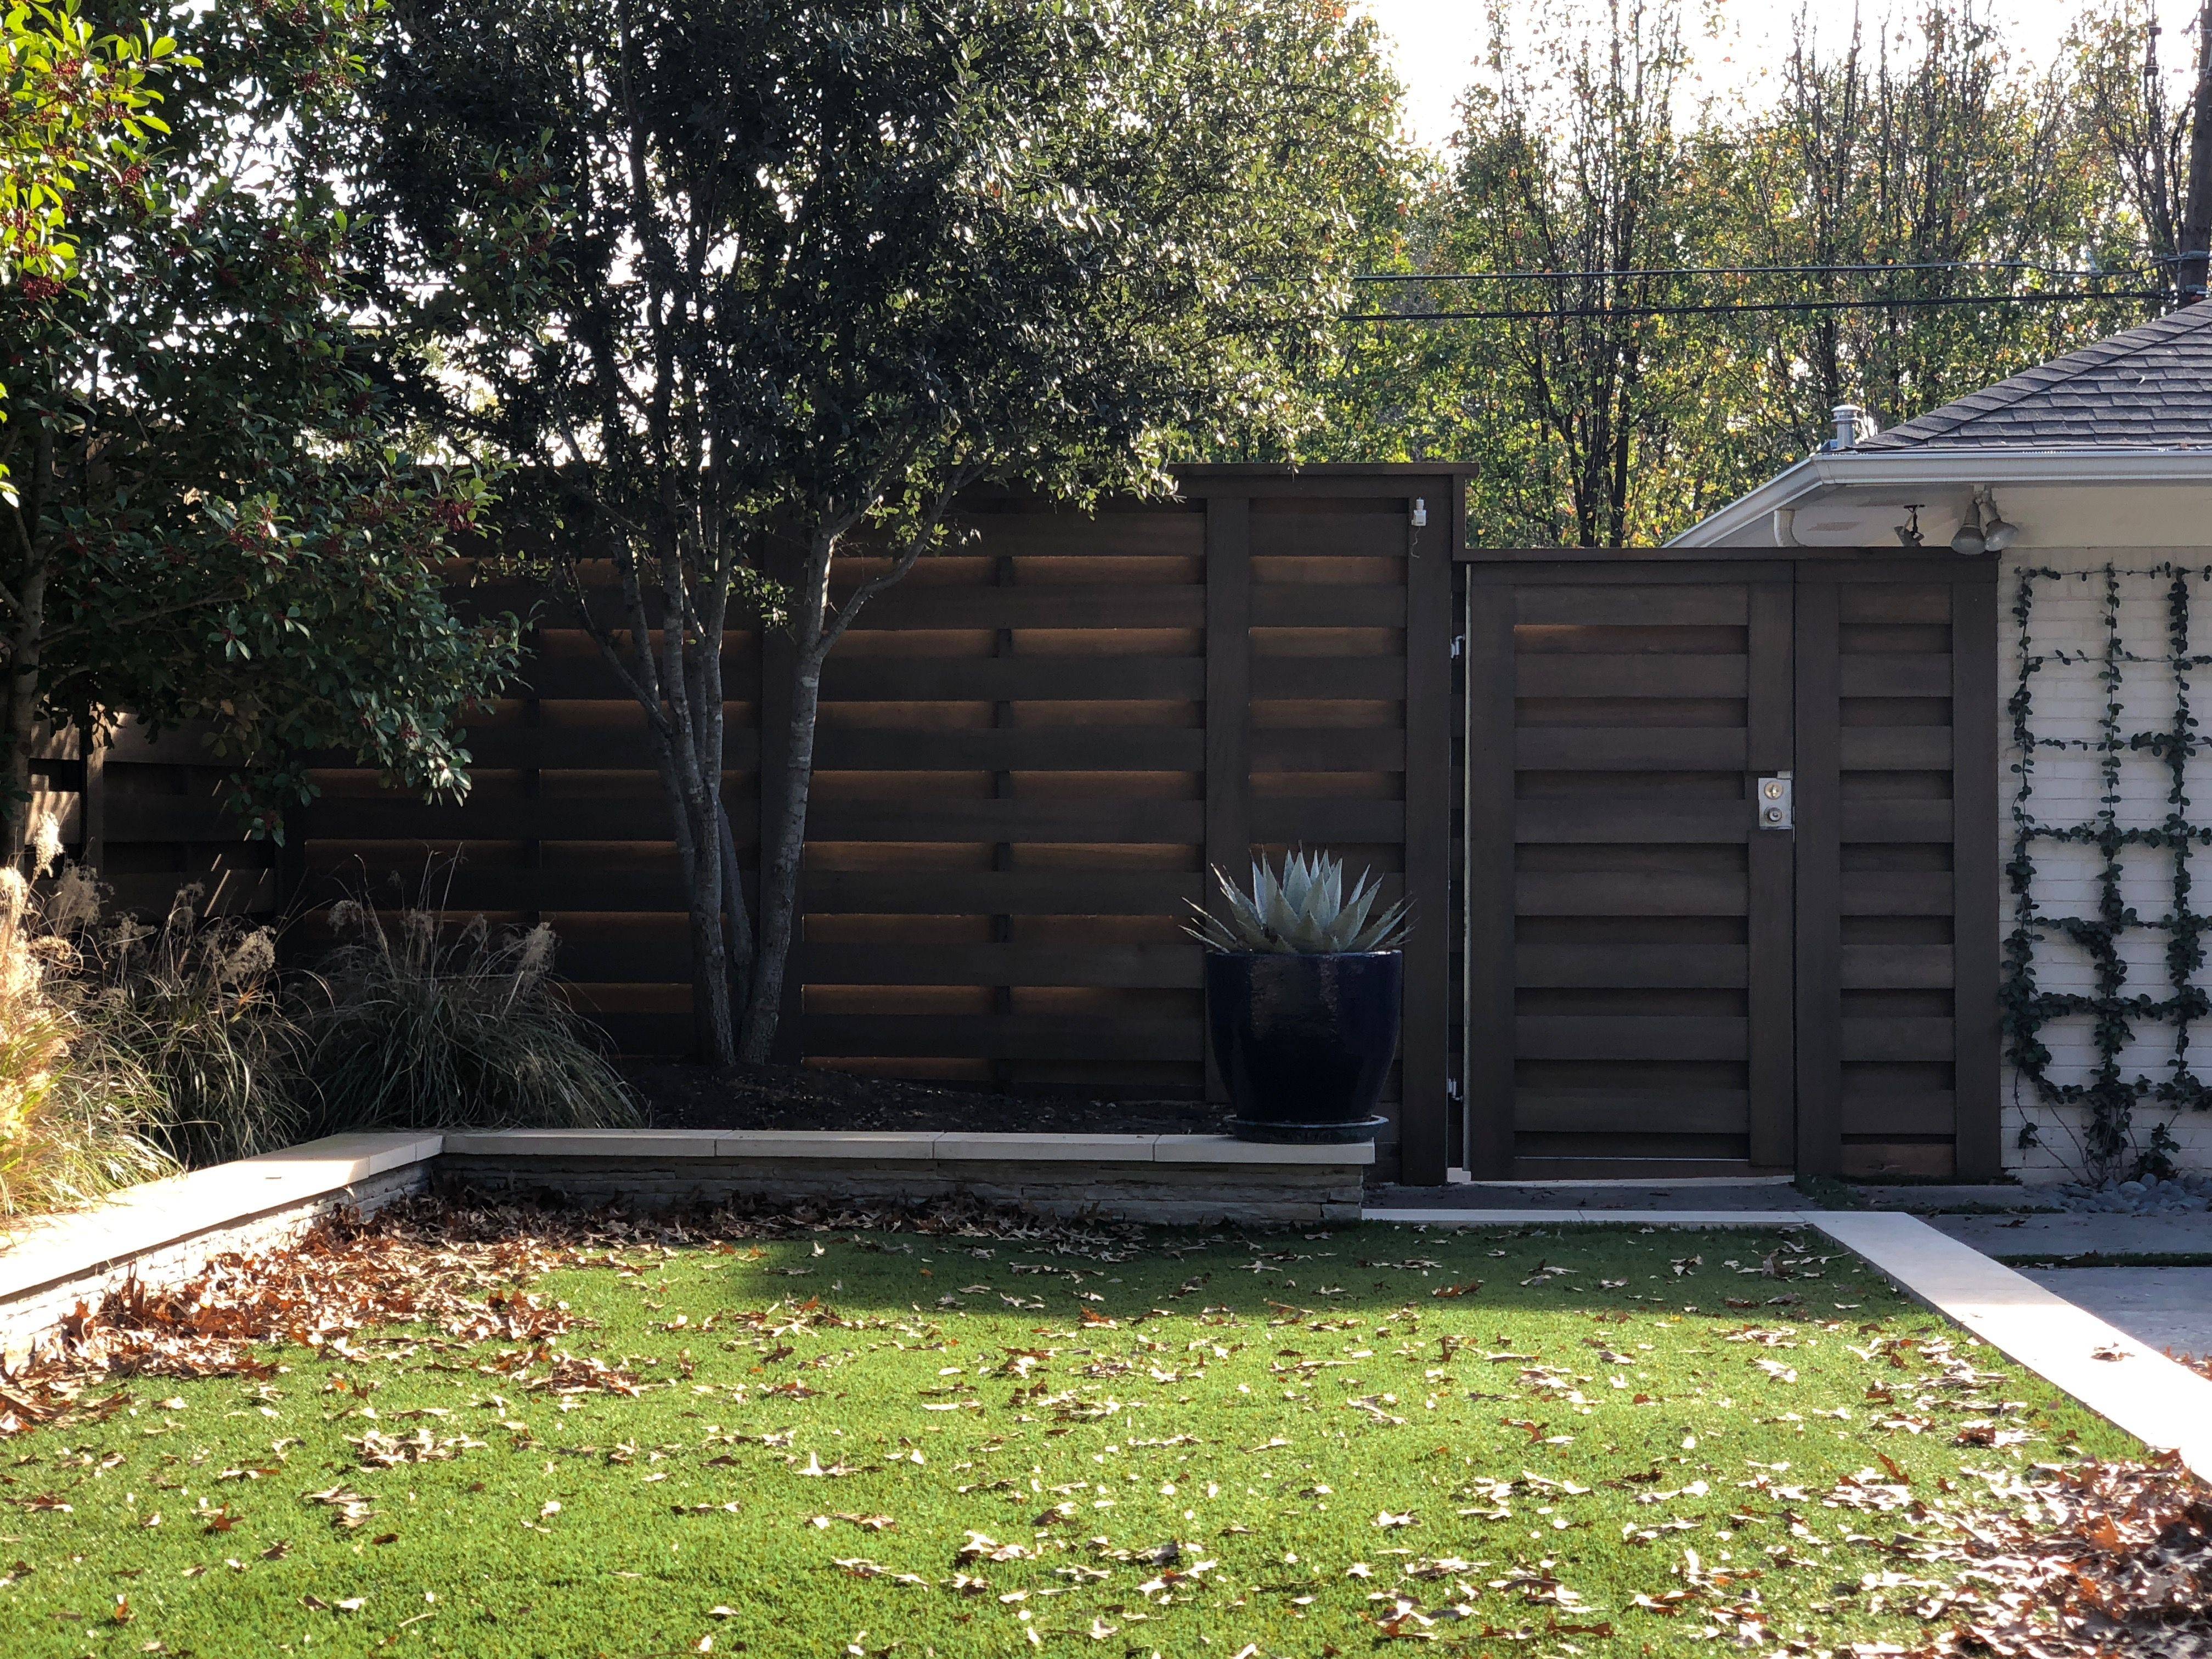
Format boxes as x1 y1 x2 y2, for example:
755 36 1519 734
1347 896 1412 952
1192 851 1411 954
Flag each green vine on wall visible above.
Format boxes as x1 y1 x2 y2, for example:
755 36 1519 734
2004 563 2212 1176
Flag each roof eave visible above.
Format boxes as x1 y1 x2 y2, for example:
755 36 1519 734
1667 447 2212 547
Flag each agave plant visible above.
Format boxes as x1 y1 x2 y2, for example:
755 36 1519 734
1187 850 1410 955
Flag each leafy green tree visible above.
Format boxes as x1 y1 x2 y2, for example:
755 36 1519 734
362 0 1401 1066
0 0 521 864
2 0 166 284
3 0 170 509
1321 0 1710 546
1313 0 2161 545
1700 3 2132 471
2068 0 2196 307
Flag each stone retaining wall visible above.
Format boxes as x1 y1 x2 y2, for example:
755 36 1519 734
0 1130 1371 1366
0 1162 429 1369
441 1153 1362 1226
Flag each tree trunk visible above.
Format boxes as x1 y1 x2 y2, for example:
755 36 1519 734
738 642 820 1065
2 428 54 869
682 777 738 1068
2181 7 2212 304
2 561 49 867
639 675 738 1070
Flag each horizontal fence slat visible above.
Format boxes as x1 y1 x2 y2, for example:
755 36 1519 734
1516 727 1748 770
1249 729 1407 770
1514 588 1750 627
823 657 1206 702
811 729 1204 772
804 870 1203 915
1515 943 1748 988
1515 1014 1748 1062
1839 654 1951 697
797 943 1200 989
401 724 1406 776
1839 944 1954 989
799 1014 1201 1061
1839 800 1954 842
108 870 277 915
1514 799 1750 844
1839 872 1953 916
1839 726 1952 770
103 794 241 842
809 799 1204 843
514 656 1212 701
461 727 762 770
1517 872 1747 916
1515 655 1748 698
1248 800 1406 841
1248 512 1408 558
532 940 1213 991
1841 1017 1955 1062
1249 657 1403 699
1841 1091 1957 1135
943 513 1207 557
296 798 694 841
1515 1088 1748 1133
1249 586 1408 627
848 586 1204 630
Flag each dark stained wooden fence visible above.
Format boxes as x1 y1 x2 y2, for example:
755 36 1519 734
63 484 2007 1188
159 465 1461 1184
1460 549 2000 1181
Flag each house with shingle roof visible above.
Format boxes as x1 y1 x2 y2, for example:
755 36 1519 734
1672 302 2212 552
1675 305 2212 1181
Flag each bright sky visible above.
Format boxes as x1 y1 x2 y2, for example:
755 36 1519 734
1358 1 2195 157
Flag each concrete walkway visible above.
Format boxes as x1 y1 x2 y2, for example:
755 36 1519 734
2022 1267 2212 1362
1927 1210 2212 1261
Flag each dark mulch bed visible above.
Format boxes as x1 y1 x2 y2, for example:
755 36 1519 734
625 1059 1230 1136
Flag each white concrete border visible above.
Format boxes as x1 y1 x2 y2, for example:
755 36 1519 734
1364 1205 2212 1480
0 1130 1377 1359
0 1132 443 1306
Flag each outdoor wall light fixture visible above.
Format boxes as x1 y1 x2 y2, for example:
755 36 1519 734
1949 488 2018 556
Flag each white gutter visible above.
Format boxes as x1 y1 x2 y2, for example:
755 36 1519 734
1669 447 2212 547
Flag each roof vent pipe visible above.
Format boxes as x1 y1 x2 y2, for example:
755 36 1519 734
1830 404 1868 449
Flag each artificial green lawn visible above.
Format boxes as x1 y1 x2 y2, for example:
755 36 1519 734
0 1222 2140 1657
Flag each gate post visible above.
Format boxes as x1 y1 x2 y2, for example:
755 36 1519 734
1461 573 1516 1179
1203 496 1252 1105
1400 484 1455 1186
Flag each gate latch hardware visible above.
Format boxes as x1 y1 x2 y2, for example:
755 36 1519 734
1756 772 1794 831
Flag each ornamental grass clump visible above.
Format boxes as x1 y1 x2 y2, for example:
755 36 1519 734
306 900 640 1132
0 860 175 1220
1187 850 1410 955
78 886 311 1166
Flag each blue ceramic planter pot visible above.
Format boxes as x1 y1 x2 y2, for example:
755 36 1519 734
1205 951 1401 1143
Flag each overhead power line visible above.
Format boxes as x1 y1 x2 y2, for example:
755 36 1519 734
1352 258 2172 284
1345 290 2166 323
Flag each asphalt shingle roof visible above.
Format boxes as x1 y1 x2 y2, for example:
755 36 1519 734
1860 302 2212 450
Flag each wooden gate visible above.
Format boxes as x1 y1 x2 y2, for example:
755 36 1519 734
1459 550 2000 1181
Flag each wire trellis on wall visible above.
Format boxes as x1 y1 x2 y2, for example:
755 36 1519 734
2004 563 2212 1175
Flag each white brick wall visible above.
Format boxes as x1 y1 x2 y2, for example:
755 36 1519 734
1997 548 2212 1179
